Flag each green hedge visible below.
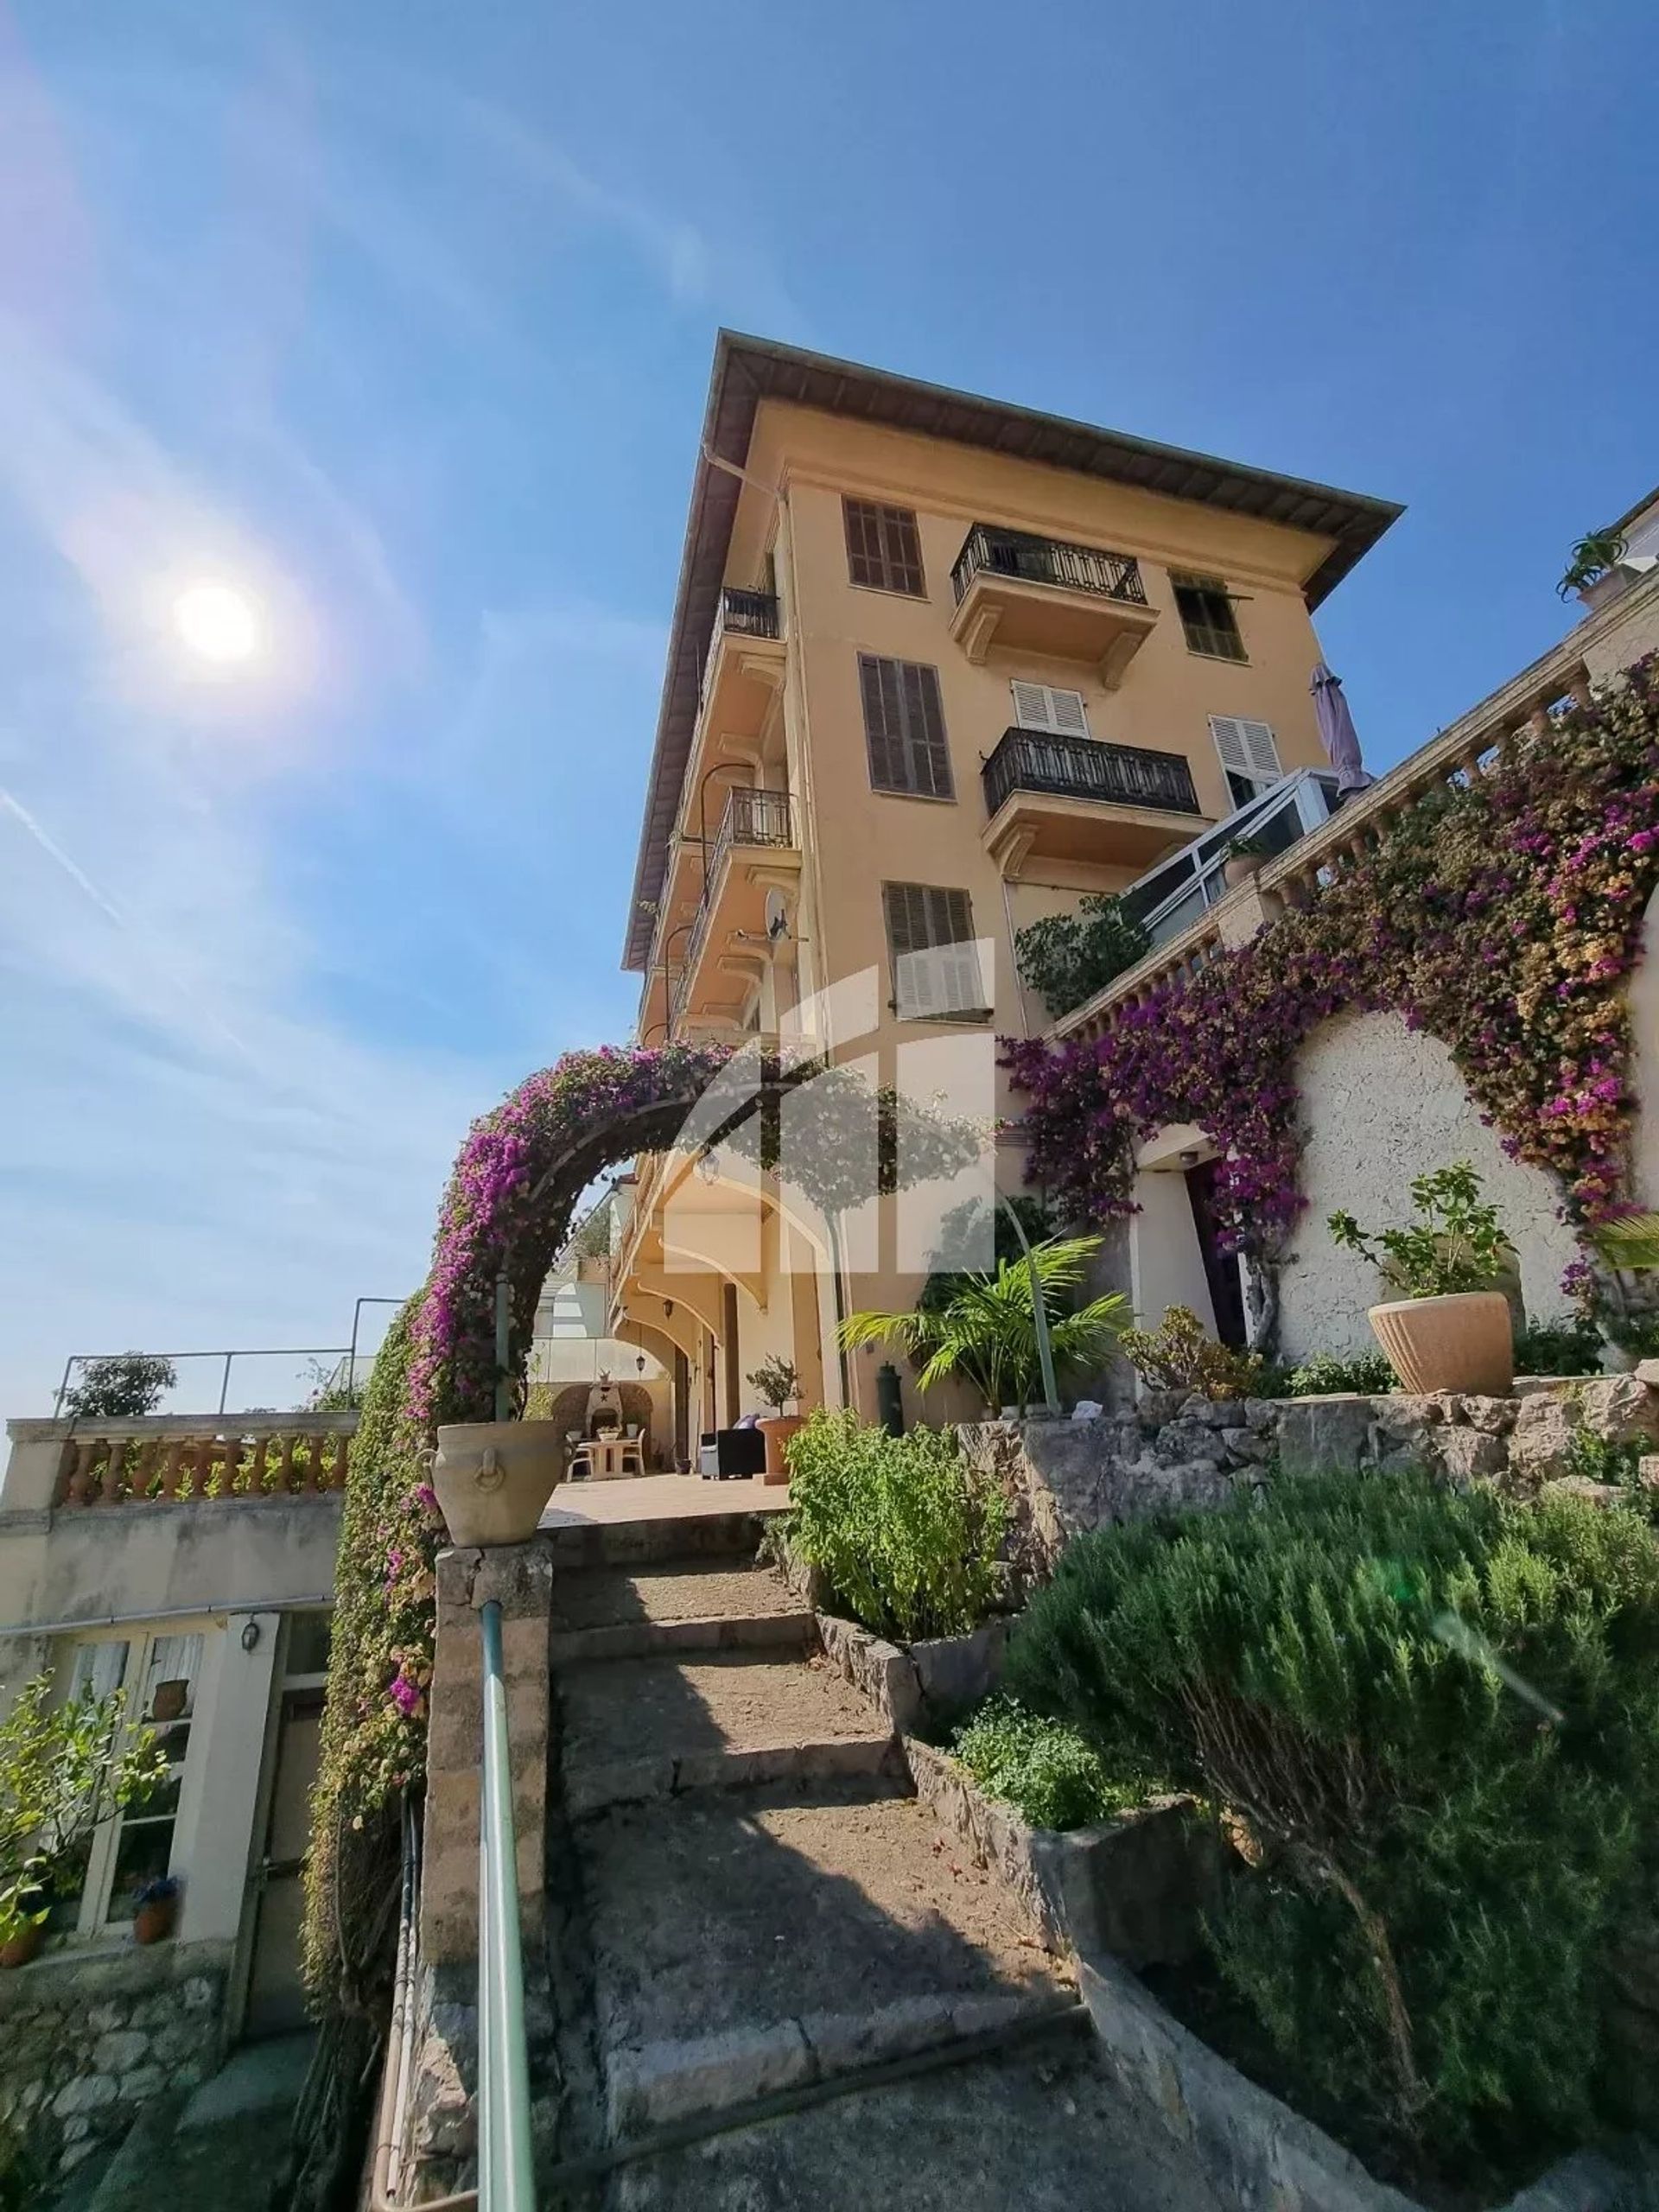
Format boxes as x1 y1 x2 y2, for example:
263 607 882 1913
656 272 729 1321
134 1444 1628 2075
784 1410 1005 1643
1006 1470 1659 2176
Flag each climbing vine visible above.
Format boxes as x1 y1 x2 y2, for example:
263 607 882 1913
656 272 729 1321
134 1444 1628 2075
1005 654 1659 1330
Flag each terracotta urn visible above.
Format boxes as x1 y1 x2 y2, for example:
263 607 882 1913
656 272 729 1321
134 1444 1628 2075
756 1414 804 1484
431 1421 568 1547
1222 852 1263 892
1367 1292 1514 1397
0 1923 43 1970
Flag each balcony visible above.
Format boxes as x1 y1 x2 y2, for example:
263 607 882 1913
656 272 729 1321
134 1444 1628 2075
980 727 1205 876
671 786 801 1032
696 585 786 751
950 524 1158 688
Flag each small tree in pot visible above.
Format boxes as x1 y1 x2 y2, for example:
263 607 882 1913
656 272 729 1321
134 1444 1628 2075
747 1357 804 1484
1329 1162 1516 1394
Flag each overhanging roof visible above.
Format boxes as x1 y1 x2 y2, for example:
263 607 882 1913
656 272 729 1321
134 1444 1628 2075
622 332 1403 971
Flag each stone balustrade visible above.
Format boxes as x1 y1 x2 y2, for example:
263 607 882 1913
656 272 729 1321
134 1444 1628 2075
2 1413 359 1513
1052 572 1659 1042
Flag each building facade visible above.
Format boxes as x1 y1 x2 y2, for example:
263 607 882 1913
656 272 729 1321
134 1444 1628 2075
613 334 1399 1428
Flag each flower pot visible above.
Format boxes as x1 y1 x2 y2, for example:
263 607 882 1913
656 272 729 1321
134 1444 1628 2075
1367 1292 1513 1397
756 1414 804 1484
431 1421 568 1548
150 1678 188 1724
133 1897 176 1947
1222 854 1263 891
0 1923 43 1969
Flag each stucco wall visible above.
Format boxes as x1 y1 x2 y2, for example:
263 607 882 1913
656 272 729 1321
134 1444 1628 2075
1627 885 1659 1211
1279 1009 1582 1363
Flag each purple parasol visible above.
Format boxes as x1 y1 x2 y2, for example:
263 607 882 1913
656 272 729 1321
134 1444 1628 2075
1310 662 1372 795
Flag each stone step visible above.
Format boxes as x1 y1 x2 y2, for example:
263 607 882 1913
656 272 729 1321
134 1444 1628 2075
550 1608 816 1670
605 2038 1232 2211
542 1508 768 1572
551 1558 803 1632
574 1773 1074 2139
557 1648 893 1816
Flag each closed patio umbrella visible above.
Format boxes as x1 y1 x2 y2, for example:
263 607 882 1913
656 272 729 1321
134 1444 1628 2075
1310 661 1372 796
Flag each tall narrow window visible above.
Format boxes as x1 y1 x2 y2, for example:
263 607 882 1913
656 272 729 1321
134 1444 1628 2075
860 655 954 799
1009 681 1090 738
843 499 926 596
1209 716 1283 809
1173 574 1247 661
883 883 987 1019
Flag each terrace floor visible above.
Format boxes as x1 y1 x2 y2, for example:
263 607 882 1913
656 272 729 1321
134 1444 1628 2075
538 1470 790 1530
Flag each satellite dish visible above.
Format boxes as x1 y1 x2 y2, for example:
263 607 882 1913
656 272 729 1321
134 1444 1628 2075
765 888 791 944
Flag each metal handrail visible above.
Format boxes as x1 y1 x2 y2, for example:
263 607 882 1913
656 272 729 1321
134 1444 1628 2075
478 1599 534 2210
670 787 796 1027
951 523 1146 607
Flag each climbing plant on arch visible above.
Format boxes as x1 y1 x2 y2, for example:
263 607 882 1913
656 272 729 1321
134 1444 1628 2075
300 1038 985 2061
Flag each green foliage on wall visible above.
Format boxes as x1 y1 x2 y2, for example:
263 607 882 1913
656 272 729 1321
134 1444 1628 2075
1014 893 1150 1019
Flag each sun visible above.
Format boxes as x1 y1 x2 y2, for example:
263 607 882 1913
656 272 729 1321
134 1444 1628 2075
174 581 263 664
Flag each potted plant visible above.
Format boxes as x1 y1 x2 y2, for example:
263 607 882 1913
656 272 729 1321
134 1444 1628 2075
747 1357 805 1483
1220 832 1274 892
132 1874 180 1946
0 1867 48 1969
1328 1162 1516 1395
1557 527 1629 607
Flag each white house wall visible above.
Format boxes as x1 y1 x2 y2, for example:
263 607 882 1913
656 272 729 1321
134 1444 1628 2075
1280 1009 1582 1363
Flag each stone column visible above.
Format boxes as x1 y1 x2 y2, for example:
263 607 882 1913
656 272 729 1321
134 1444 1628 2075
420 1537 554 1966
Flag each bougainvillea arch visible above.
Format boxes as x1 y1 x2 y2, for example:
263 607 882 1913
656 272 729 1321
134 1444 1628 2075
1005 654 1659 1346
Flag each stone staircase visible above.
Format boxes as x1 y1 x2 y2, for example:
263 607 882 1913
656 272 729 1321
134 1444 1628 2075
543 1515 1228 2210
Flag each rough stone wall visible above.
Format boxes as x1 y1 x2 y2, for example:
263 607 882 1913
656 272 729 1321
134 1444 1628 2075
1279 1009 1583 1364
963 1369 1659 1586
0 1942 227 2178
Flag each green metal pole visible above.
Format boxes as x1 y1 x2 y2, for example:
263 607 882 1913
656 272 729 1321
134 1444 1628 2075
479 1599 534 2210
998 1198 1061 1418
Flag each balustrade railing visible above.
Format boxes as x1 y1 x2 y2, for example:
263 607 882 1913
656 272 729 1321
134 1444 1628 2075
50 1414 357 1508
982 728 1199 820
670 788 795 1027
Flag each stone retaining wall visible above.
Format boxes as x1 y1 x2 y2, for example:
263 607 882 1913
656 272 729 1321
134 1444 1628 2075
962 1367 1659 1584
0 1940 228 2177
814 1612 1007 1734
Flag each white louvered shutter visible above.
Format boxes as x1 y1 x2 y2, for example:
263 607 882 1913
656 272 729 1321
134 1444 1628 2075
1209 716 1282 790
885 884 986 1018
1010 681 1090 738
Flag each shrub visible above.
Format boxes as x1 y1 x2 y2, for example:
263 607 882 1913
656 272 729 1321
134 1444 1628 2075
1119 1305 1261 1400
784 1410 1005 1643
1514 1315 1605 1377
1257 1349 1397 1398
1005 1470 1659 2171
1014 893 1150 1019
950 1696 1133 1831
61 1352 176 1418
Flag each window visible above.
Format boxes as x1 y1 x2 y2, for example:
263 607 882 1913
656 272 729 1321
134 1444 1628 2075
1009 681 1090 738
1173 574 1247 661
883 883 988 1019
859 654 954 799
843 499 926 596
1210 716 1283 809
47 1630 202 1934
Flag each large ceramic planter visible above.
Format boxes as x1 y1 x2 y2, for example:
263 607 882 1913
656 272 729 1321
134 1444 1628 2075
756 1414 804 1484
133 1897 176 1947
432 1421 567 1547
1367 1292 1513 1396
1222 854 1263 892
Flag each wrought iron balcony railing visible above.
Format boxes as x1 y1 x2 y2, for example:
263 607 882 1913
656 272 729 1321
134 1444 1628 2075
671 788 796 1025
699 588 782 707
952 524 1147 608
982 728 1200 821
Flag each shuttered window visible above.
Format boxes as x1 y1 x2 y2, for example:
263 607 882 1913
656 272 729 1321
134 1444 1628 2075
1009 681 1090 738
860 654 954 799
1173 574 1247 661
1210 716 1283 809
843 499 927 596
883 883 988 1020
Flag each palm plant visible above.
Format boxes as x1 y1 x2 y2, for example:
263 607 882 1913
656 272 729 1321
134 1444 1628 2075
1592 1211 1659 1270
838 1234 1129 1414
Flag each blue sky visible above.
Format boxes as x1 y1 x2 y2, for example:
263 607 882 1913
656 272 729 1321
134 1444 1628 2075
0 0 1653 1411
